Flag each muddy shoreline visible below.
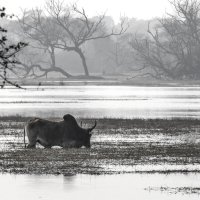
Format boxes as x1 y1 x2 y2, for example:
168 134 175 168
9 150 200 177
1 117 200 175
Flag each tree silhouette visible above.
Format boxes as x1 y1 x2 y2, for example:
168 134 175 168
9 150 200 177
131 0 200 80
19 9 72 78
0 7 27 88
46 0 127 77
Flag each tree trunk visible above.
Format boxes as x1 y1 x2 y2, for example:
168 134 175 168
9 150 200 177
49 46 72 78
50 46 56 68
76 48 89 76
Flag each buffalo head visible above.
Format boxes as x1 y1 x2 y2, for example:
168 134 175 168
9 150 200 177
63 114 97 148
84 120 97 148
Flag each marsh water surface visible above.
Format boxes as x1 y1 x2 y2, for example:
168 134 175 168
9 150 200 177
1 173 200 200
0 86 200 118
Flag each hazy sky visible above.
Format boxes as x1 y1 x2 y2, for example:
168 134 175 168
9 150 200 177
3 0 172 22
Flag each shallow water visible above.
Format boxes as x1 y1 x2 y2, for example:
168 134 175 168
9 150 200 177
1 173 200 200
0 86 200 118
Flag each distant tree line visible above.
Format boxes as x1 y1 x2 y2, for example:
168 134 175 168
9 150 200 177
2 0 200 86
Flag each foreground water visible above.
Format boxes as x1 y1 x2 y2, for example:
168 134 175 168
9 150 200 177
1 173 200 200
0 85 200 118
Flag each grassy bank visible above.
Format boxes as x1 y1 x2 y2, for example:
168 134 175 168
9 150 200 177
0 117 200 175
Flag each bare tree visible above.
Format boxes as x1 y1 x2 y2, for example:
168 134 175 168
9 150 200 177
130 0 200 80
19 9 72 78
46 0 127 77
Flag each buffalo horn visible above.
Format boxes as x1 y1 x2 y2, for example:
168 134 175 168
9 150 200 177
88 121 97 132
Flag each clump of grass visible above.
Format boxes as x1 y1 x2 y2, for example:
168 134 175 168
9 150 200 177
146 186 200 195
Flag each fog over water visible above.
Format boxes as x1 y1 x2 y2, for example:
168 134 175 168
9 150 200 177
0 86 200 119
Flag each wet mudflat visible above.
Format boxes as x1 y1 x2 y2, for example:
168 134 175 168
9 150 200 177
1 117 200 199
1 117 200 175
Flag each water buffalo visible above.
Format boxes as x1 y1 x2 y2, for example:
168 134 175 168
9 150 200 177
24 114 96 148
